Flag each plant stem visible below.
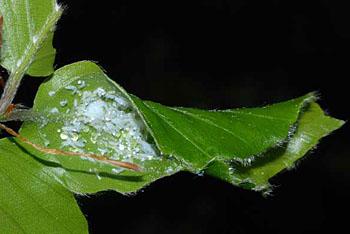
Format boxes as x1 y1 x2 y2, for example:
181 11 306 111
0 6 63 115
0 123 141 171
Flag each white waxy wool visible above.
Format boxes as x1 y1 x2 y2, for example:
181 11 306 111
60 133 68 140
60 100 68 107
55 85 160 168
85 100 107 121
77 80 86 89
32 35 39 44
50 107 59 114
65 85 78 94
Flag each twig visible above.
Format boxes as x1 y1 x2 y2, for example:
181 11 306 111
0 15 3 48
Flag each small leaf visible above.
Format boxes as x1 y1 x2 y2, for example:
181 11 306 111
0 138 88 233
0 0 62 76
205 102 344 191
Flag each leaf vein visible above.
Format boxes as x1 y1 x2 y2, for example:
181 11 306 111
171 107 250 147
143 102 212 160
227 110 290 121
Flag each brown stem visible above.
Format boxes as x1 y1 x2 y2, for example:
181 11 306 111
0 123 141 171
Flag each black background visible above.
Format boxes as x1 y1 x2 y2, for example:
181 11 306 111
8 0 350 233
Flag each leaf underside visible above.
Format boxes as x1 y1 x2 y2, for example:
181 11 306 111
205 102 344 191
17 61 344 194
19 61 182 195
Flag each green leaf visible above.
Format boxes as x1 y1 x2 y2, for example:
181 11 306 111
0 138 88 233
131 93 315 169
18 61 342 195
0 0 344 232
0 0 62 76
205 102 344 192
19 61 182 194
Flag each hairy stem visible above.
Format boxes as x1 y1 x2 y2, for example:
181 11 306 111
0 7 63 114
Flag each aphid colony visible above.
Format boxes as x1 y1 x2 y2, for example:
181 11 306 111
46 80 160 169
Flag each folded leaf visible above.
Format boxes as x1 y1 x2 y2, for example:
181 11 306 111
0 138 87 233
20 61 182 194
18 61 342 195
205 102 344 192
131 93 315 169
0 0 344 232
0 0 61 76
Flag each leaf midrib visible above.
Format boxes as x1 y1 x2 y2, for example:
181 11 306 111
143 102 212 165
170 107 250 147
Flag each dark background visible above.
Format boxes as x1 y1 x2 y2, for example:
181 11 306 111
10 0 350 233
